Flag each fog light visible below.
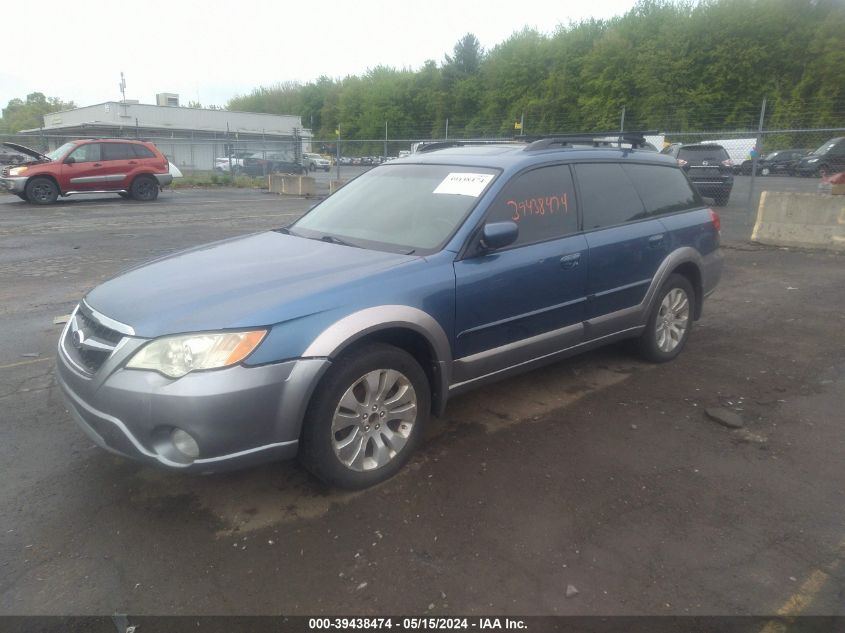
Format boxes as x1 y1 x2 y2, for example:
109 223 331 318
171 428 199 459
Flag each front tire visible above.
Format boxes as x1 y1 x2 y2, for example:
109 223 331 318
299 343 430 489
24 177 59 205
635 274 695 363
130 175 159 201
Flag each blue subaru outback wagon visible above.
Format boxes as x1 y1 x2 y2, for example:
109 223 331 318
57 135 723 488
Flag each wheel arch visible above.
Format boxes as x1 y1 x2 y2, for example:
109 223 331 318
671 261 703 320
25 173 62 195
303 306 453 417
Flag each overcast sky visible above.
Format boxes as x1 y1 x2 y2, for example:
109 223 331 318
2 0 639 111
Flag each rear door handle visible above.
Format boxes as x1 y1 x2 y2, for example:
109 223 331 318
648 234 665 248
560 252 581 270
93 163 102 167
128 161 138 165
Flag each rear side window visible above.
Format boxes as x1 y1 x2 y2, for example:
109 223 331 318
622 164 699 216
132 144 157 159
678 145 729 162
101 143 135 161
574 163 646 229
486 165 577 246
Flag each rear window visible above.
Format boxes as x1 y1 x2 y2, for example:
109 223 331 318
101 143 136 161
132 144 156 159
678 145 729 162
574 163 646 229
622 164 699 215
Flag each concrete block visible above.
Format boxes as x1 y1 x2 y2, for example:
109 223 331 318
329 179 348 194
751 191 845 251
268 175 316 196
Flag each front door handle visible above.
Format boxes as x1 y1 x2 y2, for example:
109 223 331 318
648 233 665 248
93 163 102 167
560 252 581 270
128 161 138 165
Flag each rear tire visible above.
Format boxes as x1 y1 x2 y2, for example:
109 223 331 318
635 274 695 363
299 343 430 489
714 192 729 206
130 175 159 201
24 177 59 205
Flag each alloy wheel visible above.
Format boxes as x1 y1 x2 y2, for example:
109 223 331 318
655 288 690 353
331 369 417 472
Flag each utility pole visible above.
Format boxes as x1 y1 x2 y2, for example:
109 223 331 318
336 124 341 182
119 72 126 103
227 122 233 183
745 96 767 224
620 106 625 133
520 111 525 136
384 120 388 159
445 118 449 141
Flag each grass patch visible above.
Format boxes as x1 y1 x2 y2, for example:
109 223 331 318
172 173 265 189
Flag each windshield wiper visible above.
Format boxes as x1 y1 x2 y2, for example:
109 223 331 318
318 234 360 248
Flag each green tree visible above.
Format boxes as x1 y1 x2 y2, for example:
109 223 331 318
1 93 76 133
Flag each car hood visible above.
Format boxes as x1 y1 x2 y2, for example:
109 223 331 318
84 231 418 337
1 142 50 161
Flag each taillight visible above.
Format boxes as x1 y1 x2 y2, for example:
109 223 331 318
721 159 733 167
677 158 688 167
709 208 721 232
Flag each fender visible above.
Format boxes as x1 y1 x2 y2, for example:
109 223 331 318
303 305 453 416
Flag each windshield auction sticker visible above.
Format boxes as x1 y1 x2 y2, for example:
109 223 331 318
433 172 494 197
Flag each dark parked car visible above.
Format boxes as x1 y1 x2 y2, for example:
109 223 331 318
756 149 808 176
661 143 734 205
242 152 307 176
57 136 722 489
793 137 845 177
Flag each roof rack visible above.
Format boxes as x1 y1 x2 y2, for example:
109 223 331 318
522 131 659 152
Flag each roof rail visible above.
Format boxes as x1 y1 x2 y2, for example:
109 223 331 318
522 131 660 152
415 139 523 154
415 141 467 153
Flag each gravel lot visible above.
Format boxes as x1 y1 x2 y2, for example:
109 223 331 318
0 184 843 616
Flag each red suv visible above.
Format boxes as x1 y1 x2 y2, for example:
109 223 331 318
0 139 172 204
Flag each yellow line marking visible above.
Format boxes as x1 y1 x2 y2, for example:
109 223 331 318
0 357 52 370
759 537 845 633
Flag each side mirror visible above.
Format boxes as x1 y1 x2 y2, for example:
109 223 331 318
480 221 519 251
64 156 76 165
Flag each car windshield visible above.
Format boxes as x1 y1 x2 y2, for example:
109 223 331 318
44 142 76 161
811 141 836 155
291 164 498 254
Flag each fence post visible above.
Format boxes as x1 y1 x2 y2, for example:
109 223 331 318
745 97 767 224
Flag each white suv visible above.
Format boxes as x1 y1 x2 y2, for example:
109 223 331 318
302 153 331 172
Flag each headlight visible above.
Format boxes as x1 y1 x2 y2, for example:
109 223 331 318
807 158 819 163
9 166 27 176
127 330 266 378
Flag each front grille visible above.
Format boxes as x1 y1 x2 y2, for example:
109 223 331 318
62 309 124 375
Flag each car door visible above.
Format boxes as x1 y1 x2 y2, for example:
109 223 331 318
100 143 137 190
573 162 669 336
61 143 104 191
452 164 588 384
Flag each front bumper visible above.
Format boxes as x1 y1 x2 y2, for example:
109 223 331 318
154 173 173 187
0 176 27 193
56 311 331 473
